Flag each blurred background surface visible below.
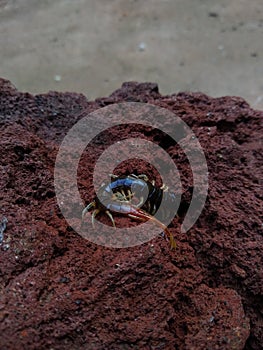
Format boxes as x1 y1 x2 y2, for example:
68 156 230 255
0 0 262 109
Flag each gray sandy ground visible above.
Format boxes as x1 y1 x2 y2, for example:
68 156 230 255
0 0 263 109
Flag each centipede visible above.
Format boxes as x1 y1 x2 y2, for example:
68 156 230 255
82 174 177 249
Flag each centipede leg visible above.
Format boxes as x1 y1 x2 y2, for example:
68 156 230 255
155 223 176 250
128 212 176 250
127 189 133 200
106 210 116 228
160 184 169 192
121 189 127 199
128 214 146 221
136 209 176 250
91 209 100 228
136 174 149 182
82 201 96 220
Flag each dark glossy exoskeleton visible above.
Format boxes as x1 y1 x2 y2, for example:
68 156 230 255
82 174 177 249
129 175 177 222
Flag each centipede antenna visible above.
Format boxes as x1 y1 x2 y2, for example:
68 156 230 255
106 210 116 228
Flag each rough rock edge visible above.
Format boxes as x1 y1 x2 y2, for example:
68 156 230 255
0 78 262 350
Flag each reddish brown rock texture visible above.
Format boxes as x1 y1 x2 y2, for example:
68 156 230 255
0 78 262 350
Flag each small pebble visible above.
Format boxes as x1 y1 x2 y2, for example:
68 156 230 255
54 75 62 82
209 316 215 323
59 276 70 283
208 12 219 18
138 42 146 51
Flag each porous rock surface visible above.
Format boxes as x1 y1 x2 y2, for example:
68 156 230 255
0 79 262 350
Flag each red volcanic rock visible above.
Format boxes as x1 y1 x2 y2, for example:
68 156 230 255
0 78 262 350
